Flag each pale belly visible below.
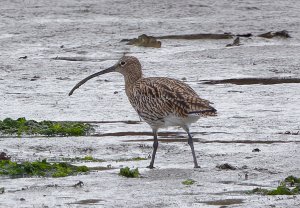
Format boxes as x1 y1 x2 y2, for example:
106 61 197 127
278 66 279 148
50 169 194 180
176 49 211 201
163 114 200 128
142 113 200 130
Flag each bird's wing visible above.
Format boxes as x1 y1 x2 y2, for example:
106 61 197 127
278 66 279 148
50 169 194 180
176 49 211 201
132 77 216 117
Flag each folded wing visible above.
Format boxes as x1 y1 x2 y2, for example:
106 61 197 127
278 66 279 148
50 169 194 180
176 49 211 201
130 77 217 119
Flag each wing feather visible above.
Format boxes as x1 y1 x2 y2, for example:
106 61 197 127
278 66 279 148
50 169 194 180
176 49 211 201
130 77 216 118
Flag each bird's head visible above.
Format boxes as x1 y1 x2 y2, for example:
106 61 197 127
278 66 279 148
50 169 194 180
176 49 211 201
68 56 142 96
115 56 142 77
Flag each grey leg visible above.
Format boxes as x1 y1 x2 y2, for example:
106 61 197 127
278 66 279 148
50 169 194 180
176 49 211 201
147 129 158 169
187 132 200 168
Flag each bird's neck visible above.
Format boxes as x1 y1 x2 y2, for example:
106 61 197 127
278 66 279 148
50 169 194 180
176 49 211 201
124 72 142 95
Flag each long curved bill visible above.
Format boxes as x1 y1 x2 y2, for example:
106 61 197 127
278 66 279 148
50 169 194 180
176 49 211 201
68 66 116 96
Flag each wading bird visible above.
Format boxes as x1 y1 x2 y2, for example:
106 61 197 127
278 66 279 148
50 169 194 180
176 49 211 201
69 56 216 168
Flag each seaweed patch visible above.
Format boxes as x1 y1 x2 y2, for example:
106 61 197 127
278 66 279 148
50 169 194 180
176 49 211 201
0 159 89 178
0 117 94 137
250 176 300 195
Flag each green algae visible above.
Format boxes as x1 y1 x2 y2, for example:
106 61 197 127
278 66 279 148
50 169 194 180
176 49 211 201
81 156 106 162
0 117 93 136
119 167 140 178
62 156 106 163
250 176 300 195
0 159 89 177
116 157 148 162
182 179 196 185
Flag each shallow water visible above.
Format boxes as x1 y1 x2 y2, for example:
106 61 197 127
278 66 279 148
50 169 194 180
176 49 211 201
1 0 300 207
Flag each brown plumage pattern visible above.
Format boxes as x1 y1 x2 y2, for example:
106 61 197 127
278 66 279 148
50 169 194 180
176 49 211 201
69 56 217 169
128 77 216 128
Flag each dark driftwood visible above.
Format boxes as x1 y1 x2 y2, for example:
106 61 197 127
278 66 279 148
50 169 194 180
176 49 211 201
121 31 291 44
202 78 300 85
156 33 233 40
121 33 233 42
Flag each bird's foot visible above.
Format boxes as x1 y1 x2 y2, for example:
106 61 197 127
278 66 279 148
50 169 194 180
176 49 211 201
147 165 155 169
194 165 201 168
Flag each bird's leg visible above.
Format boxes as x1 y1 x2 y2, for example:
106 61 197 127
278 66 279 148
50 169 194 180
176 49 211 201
147 129 158 169
187 132 200 168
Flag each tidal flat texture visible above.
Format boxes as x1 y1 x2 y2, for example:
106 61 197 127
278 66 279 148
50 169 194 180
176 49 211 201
0 0 300 207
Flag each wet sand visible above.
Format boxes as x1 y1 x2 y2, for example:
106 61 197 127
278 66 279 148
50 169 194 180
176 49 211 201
1 0 300 207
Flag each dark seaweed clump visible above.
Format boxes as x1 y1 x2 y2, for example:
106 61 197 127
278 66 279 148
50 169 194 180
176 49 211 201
250 176 300 195
0 117 93 136
0 159 89 177
119 167 140 178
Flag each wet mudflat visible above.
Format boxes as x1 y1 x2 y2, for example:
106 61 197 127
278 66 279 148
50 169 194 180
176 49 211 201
1 0 300 207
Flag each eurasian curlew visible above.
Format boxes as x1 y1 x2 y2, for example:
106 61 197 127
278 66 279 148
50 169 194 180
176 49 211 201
69 56 217 168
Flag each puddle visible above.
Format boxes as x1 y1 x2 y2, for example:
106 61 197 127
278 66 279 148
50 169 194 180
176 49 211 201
94 131 226 137
237 182 264 187
67 120 141 125
201 198 244 206
201 78 300 85
219 180 235 184
89 166 114 171
219 181 263 187
95 131 184 137
124 138 300 144
213 190 250 196
68 199 104 205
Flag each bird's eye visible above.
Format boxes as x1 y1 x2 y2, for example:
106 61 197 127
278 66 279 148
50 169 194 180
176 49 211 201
120 61 126 66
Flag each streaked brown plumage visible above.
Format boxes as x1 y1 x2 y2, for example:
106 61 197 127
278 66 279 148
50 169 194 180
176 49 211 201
69 56 216 168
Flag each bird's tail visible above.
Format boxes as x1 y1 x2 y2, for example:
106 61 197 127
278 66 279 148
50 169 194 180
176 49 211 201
188 107 217 116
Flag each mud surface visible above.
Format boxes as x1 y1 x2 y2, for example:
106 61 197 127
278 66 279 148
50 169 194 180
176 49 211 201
1 0 300 207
